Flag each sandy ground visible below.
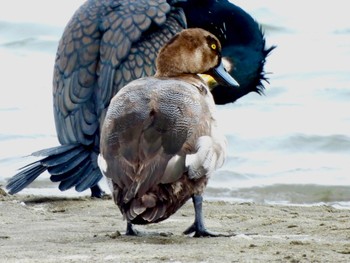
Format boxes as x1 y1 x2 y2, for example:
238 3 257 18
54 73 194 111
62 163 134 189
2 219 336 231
1 187 350 263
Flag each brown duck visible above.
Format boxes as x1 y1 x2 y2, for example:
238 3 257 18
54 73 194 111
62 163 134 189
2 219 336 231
98 28 238 237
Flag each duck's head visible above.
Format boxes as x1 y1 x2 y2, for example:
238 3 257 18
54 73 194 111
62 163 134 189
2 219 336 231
155 28 239 87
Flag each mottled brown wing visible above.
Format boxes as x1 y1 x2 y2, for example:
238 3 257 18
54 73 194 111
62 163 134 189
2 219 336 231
53 0 186 146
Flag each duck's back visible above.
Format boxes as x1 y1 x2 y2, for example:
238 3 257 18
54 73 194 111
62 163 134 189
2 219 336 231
100 77 213 224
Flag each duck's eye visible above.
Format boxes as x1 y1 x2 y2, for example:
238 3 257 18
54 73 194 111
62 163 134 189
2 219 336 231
211 43 216 50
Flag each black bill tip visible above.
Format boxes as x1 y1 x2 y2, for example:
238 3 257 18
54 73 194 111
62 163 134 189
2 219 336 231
210 60 239 87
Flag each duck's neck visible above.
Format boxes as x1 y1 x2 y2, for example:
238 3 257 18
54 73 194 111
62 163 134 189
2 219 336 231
154 67 183 79
155 73 209 95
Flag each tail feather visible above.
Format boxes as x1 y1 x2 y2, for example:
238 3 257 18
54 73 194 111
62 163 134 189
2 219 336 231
6 162 47 195
75 167 102 192
47 151 90 175
49 159 89 183
32 144 78 157
6 144 102 195
58 161 91 191
41 147 85 166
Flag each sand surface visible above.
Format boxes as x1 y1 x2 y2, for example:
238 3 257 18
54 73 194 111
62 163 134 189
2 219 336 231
1 187 350 263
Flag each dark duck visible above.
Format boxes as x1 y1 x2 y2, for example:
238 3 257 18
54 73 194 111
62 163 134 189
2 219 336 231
98 28 238 236
6 0 274 197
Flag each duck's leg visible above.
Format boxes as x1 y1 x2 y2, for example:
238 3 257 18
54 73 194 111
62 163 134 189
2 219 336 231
90 184 105 198
125 222 172 237
126 222 139 236
184 195 230 237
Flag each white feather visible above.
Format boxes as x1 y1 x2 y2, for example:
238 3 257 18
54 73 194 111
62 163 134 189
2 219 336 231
97 154 114 193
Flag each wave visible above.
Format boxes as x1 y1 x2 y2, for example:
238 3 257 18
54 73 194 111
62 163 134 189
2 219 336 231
1 37 58 53
334 28 350 35
0 20 61 53
274 134 350 153
0 133 54 142
205 184 350 207
225 133 350 154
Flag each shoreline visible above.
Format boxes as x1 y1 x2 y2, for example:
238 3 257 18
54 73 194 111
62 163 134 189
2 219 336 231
1 190 350 262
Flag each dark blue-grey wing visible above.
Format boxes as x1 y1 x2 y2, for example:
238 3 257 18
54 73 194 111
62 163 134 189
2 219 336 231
45 0 185 193
54 0 186 147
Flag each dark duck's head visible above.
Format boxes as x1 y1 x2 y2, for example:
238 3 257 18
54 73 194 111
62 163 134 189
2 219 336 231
176 0 276 104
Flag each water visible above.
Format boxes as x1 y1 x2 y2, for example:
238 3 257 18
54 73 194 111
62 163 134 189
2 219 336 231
1 1 350 207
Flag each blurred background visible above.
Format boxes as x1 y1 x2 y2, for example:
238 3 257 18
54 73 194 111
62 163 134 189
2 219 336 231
1 1 349 207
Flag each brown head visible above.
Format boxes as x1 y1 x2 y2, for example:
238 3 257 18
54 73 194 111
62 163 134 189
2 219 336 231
155 28 239 87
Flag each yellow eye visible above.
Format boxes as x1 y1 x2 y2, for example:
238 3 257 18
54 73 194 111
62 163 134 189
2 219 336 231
211 43 216 50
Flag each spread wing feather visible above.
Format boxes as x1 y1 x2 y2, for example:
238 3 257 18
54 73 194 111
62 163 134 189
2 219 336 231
7 0 186 195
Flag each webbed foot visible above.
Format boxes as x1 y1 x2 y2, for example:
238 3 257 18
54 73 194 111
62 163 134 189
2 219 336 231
126 222 139 236
90 184 106 198
126 222 172 237
184 195 232 237
183 223 231 237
